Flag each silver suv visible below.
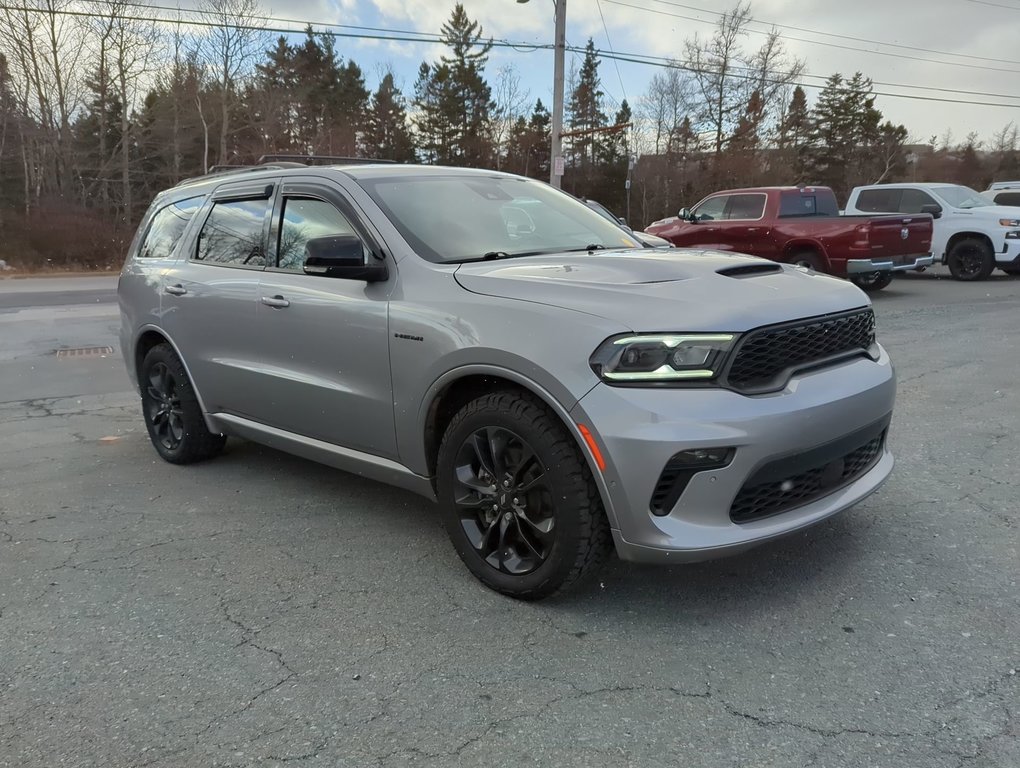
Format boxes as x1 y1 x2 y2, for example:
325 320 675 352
119 163 896 599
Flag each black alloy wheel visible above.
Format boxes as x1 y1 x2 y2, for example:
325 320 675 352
452 426 554 576
947 237 994 281
435 391 611 599
144 361 185 451
139 343 226 464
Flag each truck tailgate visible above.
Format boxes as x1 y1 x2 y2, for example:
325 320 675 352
857 215 933 262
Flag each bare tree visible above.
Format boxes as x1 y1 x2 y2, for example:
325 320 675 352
198 0 267 167
491 63 529 170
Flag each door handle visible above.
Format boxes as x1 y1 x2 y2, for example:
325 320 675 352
164 283 187 296
261 295 290 309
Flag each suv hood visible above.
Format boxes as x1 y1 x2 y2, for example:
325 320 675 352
454 249 869 332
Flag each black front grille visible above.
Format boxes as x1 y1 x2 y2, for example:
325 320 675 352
730 432 885 524
725 309 876 393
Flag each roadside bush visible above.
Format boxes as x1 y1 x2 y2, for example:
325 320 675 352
0 203 131 272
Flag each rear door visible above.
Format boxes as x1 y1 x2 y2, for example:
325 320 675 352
159 180 274 418
252 176 397 459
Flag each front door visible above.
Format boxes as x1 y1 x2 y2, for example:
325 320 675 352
252 178 397 460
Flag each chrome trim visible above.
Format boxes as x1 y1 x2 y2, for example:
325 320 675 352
846 253 934 274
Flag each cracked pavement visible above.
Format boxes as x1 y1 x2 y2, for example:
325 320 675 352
0 271 1017 767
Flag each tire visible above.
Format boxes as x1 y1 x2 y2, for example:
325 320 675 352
850 271 894 292
790 251 825 272
946 237 995 281
435 390 612 600
139 343 226 464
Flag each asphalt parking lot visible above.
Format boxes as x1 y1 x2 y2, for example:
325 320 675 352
1 268 1017 768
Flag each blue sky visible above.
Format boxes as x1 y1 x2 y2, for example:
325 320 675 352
261 0 1020 147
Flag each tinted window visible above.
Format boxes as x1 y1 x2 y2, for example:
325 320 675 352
778 193 840 217
693 196 727 221
898 189 937 213
724 194 766 220
195 199 268 266
854 188 902 212
362 175 639 263
138 197 202 259
993 191 1020 206
277 198 362 271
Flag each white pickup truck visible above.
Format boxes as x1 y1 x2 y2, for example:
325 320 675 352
845 183 1020 280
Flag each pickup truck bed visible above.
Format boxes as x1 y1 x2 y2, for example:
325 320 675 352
645 186 934 291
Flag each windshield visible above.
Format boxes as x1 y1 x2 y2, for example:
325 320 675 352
360 175 641 263
935 185 996 209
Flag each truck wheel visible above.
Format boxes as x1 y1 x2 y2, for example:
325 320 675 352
790 251 825 272
140 343 226 464
435 390 611 600
850 271 894 292
947 238 994 281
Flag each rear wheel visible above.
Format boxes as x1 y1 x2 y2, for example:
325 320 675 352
946 237 994 281
435 391 611 600
850 271 894 292
790 251 825 272
140 343 225 464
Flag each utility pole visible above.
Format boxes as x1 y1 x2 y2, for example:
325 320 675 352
517 0 566 188
550 0 566 188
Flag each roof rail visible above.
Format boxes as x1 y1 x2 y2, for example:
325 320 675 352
257 154 396 165
174 155 398 187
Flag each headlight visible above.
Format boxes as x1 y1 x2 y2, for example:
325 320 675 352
590 333 735 383
999 218 1020 227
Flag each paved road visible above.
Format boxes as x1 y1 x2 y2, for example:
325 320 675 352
0 272 1017 768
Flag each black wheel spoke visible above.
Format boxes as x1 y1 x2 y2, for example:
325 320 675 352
451 425 555 578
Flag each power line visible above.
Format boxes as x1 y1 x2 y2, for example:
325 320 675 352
641 0 1020 66
1 2 1018 110
966 0 1020 9
602 0 1020 74
595 0 628 106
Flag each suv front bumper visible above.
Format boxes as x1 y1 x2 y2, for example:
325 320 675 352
572 348 896 563
846 253 933 274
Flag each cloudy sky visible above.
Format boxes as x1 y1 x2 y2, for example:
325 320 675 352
260 0 1020 146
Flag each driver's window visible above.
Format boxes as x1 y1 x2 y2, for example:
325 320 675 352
195 198 268 267
277 197 363 271
693 196 728 221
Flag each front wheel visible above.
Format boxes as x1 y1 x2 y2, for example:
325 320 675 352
435 391 611 600
946 238 994 281
851 271 894 292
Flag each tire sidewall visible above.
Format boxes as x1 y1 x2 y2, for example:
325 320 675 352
140 345 206 463
948 238 994 281
435 397 590 598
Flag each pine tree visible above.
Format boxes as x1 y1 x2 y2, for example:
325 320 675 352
365 72 415 162
567 39 607 173
438 4 494 165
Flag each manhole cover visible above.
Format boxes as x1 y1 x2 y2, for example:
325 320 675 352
55 346 115 358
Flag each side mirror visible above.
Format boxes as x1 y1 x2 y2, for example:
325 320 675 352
303 235 387 282
679 207 694 222
920 203 942 219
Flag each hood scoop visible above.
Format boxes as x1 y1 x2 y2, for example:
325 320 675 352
717 263 783 278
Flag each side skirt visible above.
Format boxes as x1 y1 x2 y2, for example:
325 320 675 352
210 413 437 502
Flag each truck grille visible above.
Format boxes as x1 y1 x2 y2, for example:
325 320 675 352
725 309 876 394
729 431 885 524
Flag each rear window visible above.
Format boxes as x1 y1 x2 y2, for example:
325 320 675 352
993 191 1020 206
724 193 766 220
779 192 839 217
853 188 901 213
137 197 203 259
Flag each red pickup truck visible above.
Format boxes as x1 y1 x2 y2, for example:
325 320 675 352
644 186 934 291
